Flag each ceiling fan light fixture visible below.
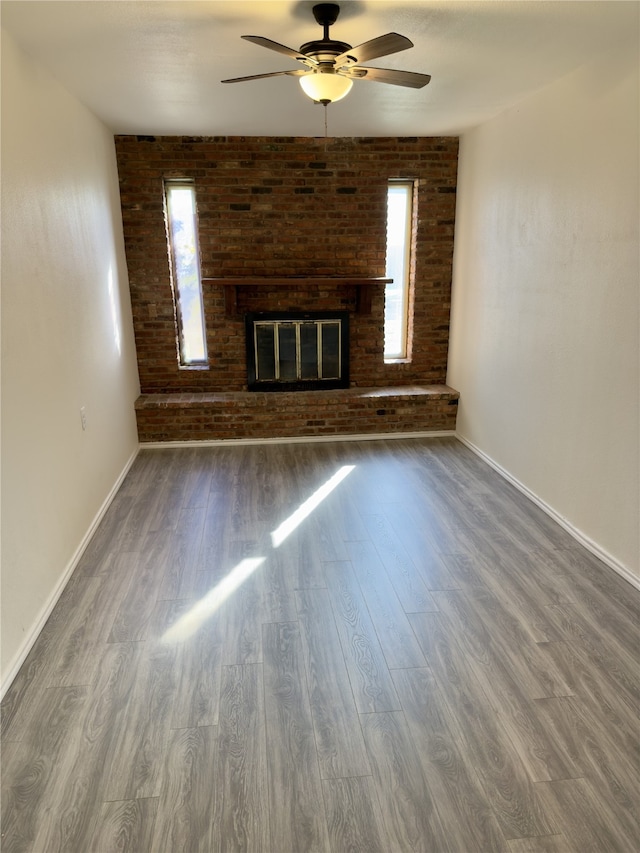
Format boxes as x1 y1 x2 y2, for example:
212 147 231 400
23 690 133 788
299 71 353 104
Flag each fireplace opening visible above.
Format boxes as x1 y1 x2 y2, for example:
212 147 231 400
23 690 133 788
246 311 350 391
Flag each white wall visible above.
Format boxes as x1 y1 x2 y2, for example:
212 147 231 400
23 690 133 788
1 30 141 689
448 31 639 582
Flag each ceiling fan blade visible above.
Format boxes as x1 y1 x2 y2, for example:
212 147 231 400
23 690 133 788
241 35 316 65
334 33 413 67
222 70 306 84
346 66 431 89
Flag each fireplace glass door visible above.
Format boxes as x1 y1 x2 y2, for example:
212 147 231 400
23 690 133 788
246 312 349 391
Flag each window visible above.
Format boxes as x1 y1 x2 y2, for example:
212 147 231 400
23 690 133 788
384 181 414 360
164 180 207 366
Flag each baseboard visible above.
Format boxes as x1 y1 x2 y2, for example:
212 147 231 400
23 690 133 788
0 446 140 701
456 433 640 591
139 430 456 450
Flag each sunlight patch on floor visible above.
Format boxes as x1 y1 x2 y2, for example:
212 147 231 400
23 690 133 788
162 464 356 642
162 557 266 643
270 465 356 548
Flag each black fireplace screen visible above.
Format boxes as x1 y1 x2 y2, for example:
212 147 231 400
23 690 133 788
246 312 349 391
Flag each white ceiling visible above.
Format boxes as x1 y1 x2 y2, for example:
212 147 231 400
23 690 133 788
1 1 637 137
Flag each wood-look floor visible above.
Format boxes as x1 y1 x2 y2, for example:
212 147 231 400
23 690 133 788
2 436 639 852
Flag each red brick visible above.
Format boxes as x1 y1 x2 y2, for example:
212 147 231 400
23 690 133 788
116 136 459 438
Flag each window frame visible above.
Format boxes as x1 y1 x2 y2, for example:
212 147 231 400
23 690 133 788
384 179 415 362
164 179 208 368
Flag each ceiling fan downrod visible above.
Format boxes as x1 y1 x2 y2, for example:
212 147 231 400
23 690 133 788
313 3 341 37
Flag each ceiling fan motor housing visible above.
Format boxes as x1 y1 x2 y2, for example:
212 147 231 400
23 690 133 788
299 39 352 64
312 4 341 28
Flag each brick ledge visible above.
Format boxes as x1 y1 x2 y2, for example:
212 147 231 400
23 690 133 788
135 385 459 409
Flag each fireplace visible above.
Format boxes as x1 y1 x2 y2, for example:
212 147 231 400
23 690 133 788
246 311 350 391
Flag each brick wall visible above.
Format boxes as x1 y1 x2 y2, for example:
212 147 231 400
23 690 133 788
115 136 458 394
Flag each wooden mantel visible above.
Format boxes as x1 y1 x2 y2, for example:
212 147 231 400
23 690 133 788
203 276 392 316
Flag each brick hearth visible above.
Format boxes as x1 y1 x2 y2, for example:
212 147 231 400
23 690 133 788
135 386 459 443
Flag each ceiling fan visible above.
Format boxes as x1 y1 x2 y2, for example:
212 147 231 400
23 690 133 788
221 3 431 105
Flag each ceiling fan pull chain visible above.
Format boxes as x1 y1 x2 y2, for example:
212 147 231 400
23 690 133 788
324 103 328 139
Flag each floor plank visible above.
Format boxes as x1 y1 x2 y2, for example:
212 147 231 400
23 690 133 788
1 686 89 852
216 664 270 852
346 538 428 669
508 836 573 853
262 621 331 853
430 589 579 784
322 560 401 713
30 643 141 852
295 587 371 779
1 573 98 742
409 610 558 839
535 777 640 853
539 638 640 764
360 709 452 851
102 635 177 801
391 666 509 852
156 506 207 601
433 587 572 701
381 500 461 590
148 725 219 853
534 695 640 826
545 603 640 715
322 776 391 853
91 798 159 853
45 554 138 687
167 611 223 730
358 510 439 612
2 437 638 853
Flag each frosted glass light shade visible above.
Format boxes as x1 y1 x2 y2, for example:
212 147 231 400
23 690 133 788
299 72 353 103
